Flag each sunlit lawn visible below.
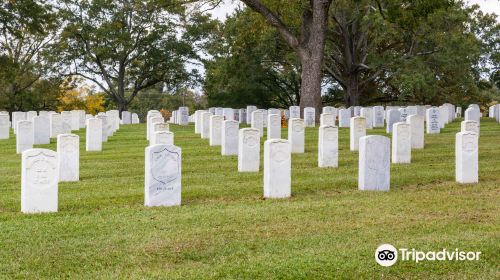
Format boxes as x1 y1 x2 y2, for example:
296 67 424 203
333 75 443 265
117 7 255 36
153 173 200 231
0 118 499 279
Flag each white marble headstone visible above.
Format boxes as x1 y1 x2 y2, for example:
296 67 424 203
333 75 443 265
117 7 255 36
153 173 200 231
304 107 315 127
251 110 264 137
318 125 338 168
456 131 478 184
209 115 223 146
16 120 34 154
33 116 50 145
386 109 401 134
86 118 102 151
358 135 390 191
57 134 79 182
238 128 260 172
152 131 174 145
267 114 281 140
21 148 58 213
288 118 304 153
426 107 440 134
407 114 424 149
320 113 335 127
392 122 411 163
144 144 182 207
221 120 239 155
264 139 291 199
0 113 10 139
350 117 366 151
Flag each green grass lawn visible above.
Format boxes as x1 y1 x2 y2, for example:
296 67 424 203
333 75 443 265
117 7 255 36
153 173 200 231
0 118 499 279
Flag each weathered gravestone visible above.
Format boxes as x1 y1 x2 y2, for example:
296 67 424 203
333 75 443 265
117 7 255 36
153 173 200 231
16 120 33 154
12 111 26 133
96 115 109 142
179 107 189 125
144 144 182 207
27 111 37 122
322 106 337 118
0 114 10 139
60 111 73 134
261 109 268 128
289 106 300 119
33 116 50 145
21 148 58 213
358 135 390 191
121 111 132 124
304 107 315 127
439 105 448 128
353 106 362 117
320 113 335 127
246 106 257 124
201 112 212 139
150 123 170 146
264 139 291 199
132 113 140 124
86 118 102 152
148 116 164 141
267 114 281 140
338 109 350 127
194 110 205 134
239 109 246 124
407 114 424 149
350 117 366 151
464 107 480 123
57 134 79 182
234 109 240 123
372 106 385 128
50 113 62 138
386 109 401 134
399 107 409 122
461 120 479 137
152 131 174 145
78 110 87 129
71 110 80 131
288 118 304 153
238 128 260 172
251 110 264 136
392 122 411 164
221 120 239 156
426 107 440 134
456 131 478 184
318 125 338 168
360 107 373 129
209 115 223 146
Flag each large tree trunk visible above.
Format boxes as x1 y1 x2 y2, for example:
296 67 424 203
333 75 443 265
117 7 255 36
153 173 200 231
240 0 332 120
344 74 360 107
299 51 324 118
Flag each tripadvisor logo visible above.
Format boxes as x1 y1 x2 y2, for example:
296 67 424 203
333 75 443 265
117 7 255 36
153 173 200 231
375 244 482 267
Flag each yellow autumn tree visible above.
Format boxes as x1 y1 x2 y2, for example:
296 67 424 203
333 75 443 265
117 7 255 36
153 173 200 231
58 85 105 115
85 94 105 115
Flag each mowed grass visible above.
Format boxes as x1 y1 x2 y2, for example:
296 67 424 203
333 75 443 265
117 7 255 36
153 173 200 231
0 118 499 279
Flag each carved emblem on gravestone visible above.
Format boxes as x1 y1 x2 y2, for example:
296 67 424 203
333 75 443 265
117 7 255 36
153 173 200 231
293 122 303 133
227 124 238 137
26 153 57 190
271 143 289 163
463 135 476 153
244 133 258 147
151 148 180 186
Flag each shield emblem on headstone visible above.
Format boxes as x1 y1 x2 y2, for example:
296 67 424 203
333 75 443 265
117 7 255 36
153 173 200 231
151 148 180 185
